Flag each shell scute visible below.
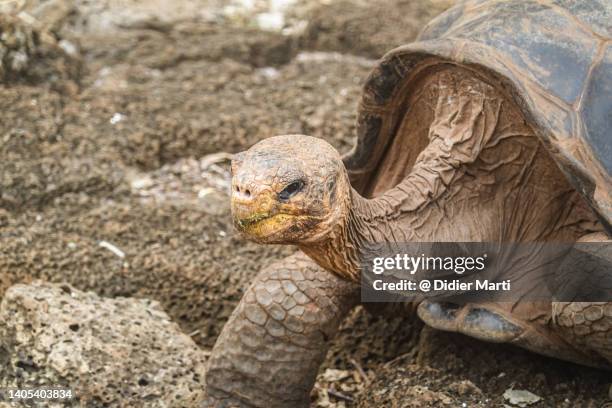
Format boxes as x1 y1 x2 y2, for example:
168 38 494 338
581 44 612 176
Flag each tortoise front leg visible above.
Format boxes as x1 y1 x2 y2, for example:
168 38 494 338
205 252 359 408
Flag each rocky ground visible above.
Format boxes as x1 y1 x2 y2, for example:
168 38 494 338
0 0 611 407
1 281 208 407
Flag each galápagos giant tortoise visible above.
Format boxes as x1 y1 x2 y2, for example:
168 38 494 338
206 1 612 406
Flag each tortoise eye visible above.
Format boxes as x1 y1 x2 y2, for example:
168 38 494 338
278 180 304 201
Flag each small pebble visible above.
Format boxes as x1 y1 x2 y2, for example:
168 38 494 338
110 112 125 125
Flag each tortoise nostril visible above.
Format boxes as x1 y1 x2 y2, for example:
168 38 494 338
233 184 253 199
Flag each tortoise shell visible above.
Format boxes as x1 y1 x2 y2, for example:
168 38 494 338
343 0 611 233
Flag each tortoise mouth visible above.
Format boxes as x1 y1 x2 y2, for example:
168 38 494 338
235 212 274 228
234 212 302 240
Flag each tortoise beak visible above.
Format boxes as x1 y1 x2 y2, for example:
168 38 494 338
230 180 278 234
231 181 304 242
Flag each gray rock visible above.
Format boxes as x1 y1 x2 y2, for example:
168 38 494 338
0 281 208 407
503 388 542 407
0 13 81 86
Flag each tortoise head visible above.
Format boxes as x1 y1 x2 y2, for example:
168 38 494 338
230 135 350 244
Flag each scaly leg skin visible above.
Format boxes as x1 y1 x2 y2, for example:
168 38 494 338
553 232 612 364
205 252 359 408
418 232 612 369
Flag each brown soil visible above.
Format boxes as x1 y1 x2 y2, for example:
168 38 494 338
296 0 452 58
1 0 610 407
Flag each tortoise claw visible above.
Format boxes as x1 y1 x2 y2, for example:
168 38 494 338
418 301 523 343
462 307 523 342
416 301 461 332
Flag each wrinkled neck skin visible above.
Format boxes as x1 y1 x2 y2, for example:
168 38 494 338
299 188 421 282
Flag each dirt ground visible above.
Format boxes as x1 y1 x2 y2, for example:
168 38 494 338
1 0 611 406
